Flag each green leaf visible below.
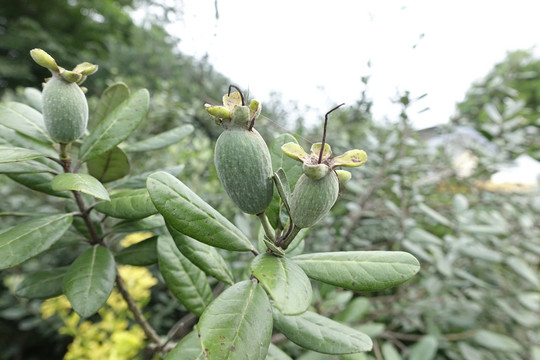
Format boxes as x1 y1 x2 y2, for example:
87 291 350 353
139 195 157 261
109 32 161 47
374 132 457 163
157 235 212 316
334 297 371 323
292 251 420 292
115 236 158 266
63 246 116 318
24 87 43 111
94 188 156 220
167 225 234 285
457 342 483 360
250 253 312 315
0 102 53 143
15 267 68 299
408 335 438 360
381 342 402 360
273 168 291 212
0 146 48 163
51 173 110 201
111 164 184 189
7 172 70 198
123 125 194 152
112 215 165 234
407 228 443 246
165 330 204 360
87 146 130 183
0 124 57 157
267 344 293 360
272 309 372 354
79 89 149 162
473 330 523 352
197 280 273 360
418 203 451 227
91 82 130 130
147 171 253 252
506 256 539 287
0 159 55 174
0 214 73 269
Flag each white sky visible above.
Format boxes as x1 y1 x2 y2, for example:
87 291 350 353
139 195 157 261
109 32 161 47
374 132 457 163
168 0 540 129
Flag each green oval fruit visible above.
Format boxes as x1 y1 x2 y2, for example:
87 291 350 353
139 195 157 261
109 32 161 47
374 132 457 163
42 73 88 143
289 170 339 228
214 128 273 214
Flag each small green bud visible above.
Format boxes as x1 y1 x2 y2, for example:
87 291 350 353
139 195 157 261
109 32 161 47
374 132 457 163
335 169 352 183
30 48 59 72
60 70 83 83
205 104 231 120
73 62 99 76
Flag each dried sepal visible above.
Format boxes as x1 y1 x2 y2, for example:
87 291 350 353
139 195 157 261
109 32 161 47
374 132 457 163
332 149 367 168
282 142 309 162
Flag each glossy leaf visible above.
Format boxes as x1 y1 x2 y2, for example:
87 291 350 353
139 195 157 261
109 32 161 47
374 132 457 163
15 267 68 299
63 246 116 318
7 172 70 198
0 102 52 143
0 214 73 269
165 330 204 360
115 236 158 266
292 251 420 292
272 309 372 354
111 164 184 189
91 82 130 129
157 235 212 316
51 173 110 201
473 330 523 352
79 88 149 161
112 216 165 234
123 124 194 152
94 188 157 220
267 344 293 360
147 171 253 252
408 335 438 360
250 253 312 315
0 159 55 174
197 280 272 360
0 146 47 163
0 124 57 157
167 225 234 285
87 146 130 183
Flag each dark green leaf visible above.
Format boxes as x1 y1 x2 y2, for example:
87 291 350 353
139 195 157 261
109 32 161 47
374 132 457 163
110 164 185 189
408 335 438 360
63 246 116 318
0 146 48 163
197 280 272 360
7 172 70 198
167 225 234 285
112 216 165 233
115 236 158 266
51 173 110 201
272 309 372 354
165 330 204 360
123 125 194 152
79 89 149 161
273 168 291 211
147 172 253 252
0 214 73 269
87 146 130 183
94 188 157 220
157 235 212 316
250 253 312 315
91 82 130 129
0 102 52 143
0 124 57 157
0 160 54 174
292 251 420 292
15 267 68 299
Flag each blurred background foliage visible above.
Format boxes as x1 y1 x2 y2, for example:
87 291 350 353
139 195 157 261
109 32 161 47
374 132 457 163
1 1 540 359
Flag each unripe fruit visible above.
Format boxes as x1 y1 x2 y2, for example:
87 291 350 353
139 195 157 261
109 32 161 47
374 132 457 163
214 128 273 214
42 73 88 143
289 167 339 229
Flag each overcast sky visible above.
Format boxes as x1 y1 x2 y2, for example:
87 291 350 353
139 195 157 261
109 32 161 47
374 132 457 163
166 0 540 129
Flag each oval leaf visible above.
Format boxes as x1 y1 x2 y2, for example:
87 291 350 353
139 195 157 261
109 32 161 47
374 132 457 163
157 235 213 316
51 173 110 201
506 256 539 287
63 245 116 318
165 330 204 360
473 329 523 352
250 253 312 315
167 224 234 285
123 124 194 153
147 171 253 252
95 188 156 220
7 172 70 198
91 82 130 129
0 214 73 269
15 267 68 299
115 236 158 266
197 280 272 360
292 251 420 292
0 102 52 143
408 335 438 360
0 146 47 163
79 88 149 161
87 146 130 183
267 343 293 360
272 309 372 354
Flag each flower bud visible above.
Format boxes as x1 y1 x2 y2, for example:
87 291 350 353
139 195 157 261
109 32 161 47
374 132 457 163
30 49 59 72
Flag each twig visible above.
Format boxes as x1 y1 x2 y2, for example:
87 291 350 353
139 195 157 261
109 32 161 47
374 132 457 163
373 339 383 360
